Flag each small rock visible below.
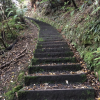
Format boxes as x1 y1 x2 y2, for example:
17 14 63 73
65 80 68 84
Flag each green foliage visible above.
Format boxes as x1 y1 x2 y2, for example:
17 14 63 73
92 47 100 70
17 72 25 85
18 0 25 3
40 0 48 3
38 38 44 42
5 85 23 100
84 52 93 68
0 1 27 50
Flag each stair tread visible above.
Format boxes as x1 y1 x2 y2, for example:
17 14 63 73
25 73 86 85
18 88 94 100
34 51 73 54
32 62 80 67
33 57 75 59
27 71 86 76
34 52 74 58
35 48 71 53
35 47 71 50
22 83 93 91
37 42 68 45
32 57 77 65
29 63 81 73
36 44 69 49
28 70 86 76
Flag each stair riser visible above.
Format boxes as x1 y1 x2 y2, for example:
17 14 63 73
39 35 61 37
38 38 66 43
37 42 68 45
28 65 81 74
37 42 67 46
35 48 71 53
25 74 86 85
39 37 63 39
32 57 77 65
39 39 64 42
34 52 74 58
18 89 94 100
36 44 68 49
39 36 61 38
39 33 60 35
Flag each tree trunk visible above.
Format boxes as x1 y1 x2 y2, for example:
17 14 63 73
71 0 78 9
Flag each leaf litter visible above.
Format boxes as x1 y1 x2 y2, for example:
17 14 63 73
0 19 38 99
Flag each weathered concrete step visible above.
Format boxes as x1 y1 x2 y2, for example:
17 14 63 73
18 88 94 100
35 47 71 53
39 33 60 35
34 52 74 58
37 41 68 45
32 57 77 65
39 34 60 37
38 40 66 44
39 36 61 38
24 73 86 85
39 37 63 40
36 44 68 49
37 43 68 47
39 34 61 37
39 38 64 42
40 38 64 42
29 64 81 74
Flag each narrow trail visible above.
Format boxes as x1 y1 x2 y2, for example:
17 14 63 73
18 18 95 100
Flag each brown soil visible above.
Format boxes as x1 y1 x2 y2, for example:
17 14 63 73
0 18 38 99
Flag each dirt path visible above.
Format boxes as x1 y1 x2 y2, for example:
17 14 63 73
0 18 38 100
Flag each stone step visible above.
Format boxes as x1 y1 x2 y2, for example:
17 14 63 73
32 57 77 65
39 35 61 37
39 33 60 35
39 38 64 42
39 37 63 40
39 36 61 38
18 84 94 100
36 44 68 49
24 73 86 85
39 34 60 37
35 47 71 53
34 52 74 58
28 63 81 74
37 41 68 45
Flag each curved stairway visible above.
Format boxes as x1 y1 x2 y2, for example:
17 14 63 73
18 18 95 100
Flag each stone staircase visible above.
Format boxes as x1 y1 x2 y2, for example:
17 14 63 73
18 18 95 100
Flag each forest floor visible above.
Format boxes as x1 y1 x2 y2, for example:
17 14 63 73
0 17 38 100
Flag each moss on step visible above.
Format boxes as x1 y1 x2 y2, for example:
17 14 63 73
25 76 38 85
65 52 74 56
38 38 44 42
29 67 44 73
81 74 87 83
32 57 77 65
18 91 28 99
32 58 38 65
